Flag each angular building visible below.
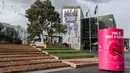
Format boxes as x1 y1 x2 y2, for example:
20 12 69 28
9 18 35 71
81 14 117 50
61 6 117 50
61 6 84 50
0 22 20 44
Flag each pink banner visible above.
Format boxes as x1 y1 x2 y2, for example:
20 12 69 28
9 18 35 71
98 28 125 71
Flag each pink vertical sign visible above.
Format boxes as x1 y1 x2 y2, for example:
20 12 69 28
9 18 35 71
98 28 125 71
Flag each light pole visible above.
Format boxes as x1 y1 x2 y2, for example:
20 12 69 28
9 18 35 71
94 0 99 51
86 8 92 52
89 16 92 52
86 9 92 52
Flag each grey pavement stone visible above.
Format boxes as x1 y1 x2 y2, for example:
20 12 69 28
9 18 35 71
22 67 73 73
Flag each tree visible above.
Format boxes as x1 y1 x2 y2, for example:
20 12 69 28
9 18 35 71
27 23 41 41
26 0 46 42
26 0 67 44
42 0 60 44
52 23 67 37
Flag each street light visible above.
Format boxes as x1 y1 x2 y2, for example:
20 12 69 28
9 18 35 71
89 17 92 52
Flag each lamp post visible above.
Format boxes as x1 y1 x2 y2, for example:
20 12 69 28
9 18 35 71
86 8 92 52
89 16 92 52
86 9 92 52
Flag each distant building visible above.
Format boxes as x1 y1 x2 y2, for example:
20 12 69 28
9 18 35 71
61 6 117 50
14 25 27 44
0 22 16 43
97 14 116 29
61 6 84 50
81 14 117 50
0 22 24 44
124 38 129 49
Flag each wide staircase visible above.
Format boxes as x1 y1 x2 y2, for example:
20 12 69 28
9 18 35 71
0 44 69 73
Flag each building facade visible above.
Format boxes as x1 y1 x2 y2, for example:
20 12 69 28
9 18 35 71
81 14 117 50
0 22 22 44
61 6 84 50
124 38 129 49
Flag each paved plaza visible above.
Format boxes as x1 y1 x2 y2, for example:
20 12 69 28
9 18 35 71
47 52 130 73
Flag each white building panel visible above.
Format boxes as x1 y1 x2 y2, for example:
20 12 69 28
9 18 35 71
62 6 84 50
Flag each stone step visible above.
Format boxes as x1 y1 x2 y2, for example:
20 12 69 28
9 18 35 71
0 47 37 49
62 58 98 68
0 62 70 73
0 53 47 55
0 44 70 72
0 59 61 67
0 54 49 58
63 60 97 68
0 51 40 52
0 52 43 53
0 56 55 62
0 49 38 51
0 52 45 55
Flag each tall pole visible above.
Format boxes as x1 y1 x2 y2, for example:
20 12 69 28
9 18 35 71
89 12 91 52
96 0 99 51
97 0 99 32
86 8 92 52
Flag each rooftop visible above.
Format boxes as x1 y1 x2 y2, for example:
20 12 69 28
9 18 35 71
62 6 81 9
0 22 15 29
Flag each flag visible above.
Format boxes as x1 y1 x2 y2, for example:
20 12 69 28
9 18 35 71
86 9 90 17
94 5 98 15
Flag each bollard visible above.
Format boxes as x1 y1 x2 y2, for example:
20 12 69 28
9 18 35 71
98 28 125 71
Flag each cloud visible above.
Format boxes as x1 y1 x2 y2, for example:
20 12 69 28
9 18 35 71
97 0 130 38
81 0 114 3
52 0 78 12
0 0 130 38
52 0 130 38
0 0 32 28
1 0 35 6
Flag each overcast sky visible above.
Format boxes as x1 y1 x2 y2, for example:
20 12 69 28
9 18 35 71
0 0 130 38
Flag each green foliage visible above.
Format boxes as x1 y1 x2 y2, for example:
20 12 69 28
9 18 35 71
41 49 80 53
52 23 67 35
26 0 46 41
14 39 22 44
41 48 94 59
26 0 67 44
41 48 71 50
27 23 41 41
44 41 49 44
51 53 94 59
